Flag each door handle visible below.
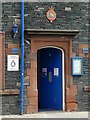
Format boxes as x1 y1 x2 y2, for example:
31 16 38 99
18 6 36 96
49 72 52 82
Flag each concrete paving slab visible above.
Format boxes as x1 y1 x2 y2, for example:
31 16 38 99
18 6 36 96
0 111 89 119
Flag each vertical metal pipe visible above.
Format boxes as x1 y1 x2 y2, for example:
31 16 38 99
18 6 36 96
20 0 24 115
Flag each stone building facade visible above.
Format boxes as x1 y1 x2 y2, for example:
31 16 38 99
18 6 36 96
0 2 89 114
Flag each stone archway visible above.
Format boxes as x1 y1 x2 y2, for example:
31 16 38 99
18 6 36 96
25 29 78 113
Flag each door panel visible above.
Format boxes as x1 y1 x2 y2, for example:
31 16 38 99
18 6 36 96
38 48 63 110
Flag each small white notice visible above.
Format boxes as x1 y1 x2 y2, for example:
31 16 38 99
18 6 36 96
54 68 59 76
7 55 19 71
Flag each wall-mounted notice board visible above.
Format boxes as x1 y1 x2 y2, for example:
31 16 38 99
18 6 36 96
72 57 83 76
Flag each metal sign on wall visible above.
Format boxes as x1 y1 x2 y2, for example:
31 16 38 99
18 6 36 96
7 55 19 71
46 7 56 23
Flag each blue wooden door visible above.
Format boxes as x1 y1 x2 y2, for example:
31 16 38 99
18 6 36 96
38 48 63 110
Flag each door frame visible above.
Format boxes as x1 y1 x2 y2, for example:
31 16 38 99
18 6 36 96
37 46 65 111
25 30 79 113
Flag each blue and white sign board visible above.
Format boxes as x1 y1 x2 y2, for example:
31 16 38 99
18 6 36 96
72 57 83 76
7 55 19 71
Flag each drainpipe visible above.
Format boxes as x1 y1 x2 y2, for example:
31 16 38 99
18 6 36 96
20 0 24 115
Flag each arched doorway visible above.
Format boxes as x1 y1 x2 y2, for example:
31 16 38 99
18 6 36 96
37 47 64 111
25 30 79 113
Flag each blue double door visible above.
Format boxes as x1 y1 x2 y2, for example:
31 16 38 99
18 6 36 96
37 47 63 110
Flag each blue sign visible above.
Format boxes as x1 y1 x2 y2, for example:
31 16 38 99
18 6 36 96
12 48 19 53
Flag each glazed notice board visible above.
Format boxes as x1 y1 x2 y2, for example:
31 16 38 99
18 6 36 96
72 57 83 76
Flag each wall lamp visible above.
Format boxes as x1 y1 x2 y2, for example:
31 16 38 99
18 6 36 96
12 24 18 38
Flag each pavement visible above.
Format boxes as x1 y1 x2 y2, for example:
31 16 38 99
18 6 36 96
0 111 89 119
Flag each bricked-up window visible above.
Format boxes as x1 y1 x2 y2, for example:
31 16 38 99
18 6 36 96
0 32 5 89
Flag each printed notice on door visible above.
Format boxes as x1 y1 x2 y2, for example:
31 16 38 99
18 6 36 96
54 68 59 76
